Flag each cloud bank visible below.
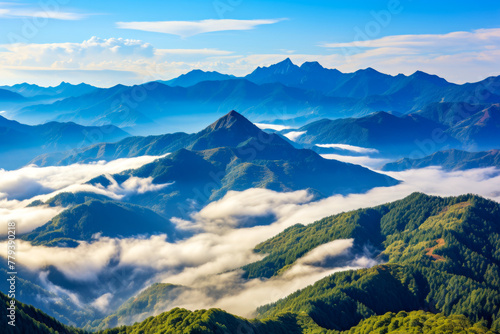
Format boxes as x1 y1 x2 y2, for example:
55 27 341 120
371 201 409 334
1 166 499 320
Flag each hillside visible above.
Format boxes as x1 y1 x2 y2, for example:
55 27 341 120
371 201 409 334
21 199 178 246
88 283 188 331
0 291 84 334
243 193 500 330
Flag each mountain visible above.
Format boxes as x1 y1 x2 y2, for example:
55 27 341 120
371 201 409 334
446 104 500 150
244 193 500 330
416 102 487 127
246 58 355 94
88 283 188 331
0 115 130 170
0 82 97 99
415 102 500 150
382 149 500 171
160 69 236 87
31 110 270 166
245 58 303 85
290 111 460 156
98 308 498 333
30 131 191 166
328 67 403 98
84 111 398 218
21 199 178 246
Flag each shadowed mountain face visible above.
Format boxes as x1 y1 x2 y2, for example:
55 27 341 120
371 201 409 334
290 111 460 157
415 103 500 150
382 149 500 171
78 111 398 218
0 88 25 101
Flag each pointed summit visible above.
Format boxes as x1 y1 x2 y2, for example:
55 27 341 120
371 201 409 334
207 110 256 131
188 110 275 151
268 58 298 74
245 58 301 84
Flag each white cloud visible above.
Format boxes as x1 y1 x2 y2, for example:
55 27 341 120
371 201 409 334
0 37 237 86
254 123 291 131
321 154 390 169
316 144 379 154
322 28 500 50
97 174 173 197
91 292 114 312
284 131 306 141
0 8 87 20
0 204 64 236
155 49 233 56
116 19 285 38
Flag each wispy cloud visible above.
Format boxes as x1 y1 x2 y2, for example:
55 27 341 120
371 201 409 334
0 7 87 20
322 28 500 50
155 49 234 56
116 19 286 37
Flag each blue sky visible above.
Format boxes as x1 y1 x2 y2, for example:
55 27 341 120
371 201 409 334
0 0 499 86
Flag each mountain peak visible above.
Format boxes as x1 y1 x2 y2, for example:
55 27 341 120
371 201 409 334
275 57 295 68
208 110 253 131
279 57 293 65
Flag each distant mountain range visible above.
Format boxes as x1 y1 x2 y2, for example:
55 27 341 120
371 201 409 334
0 115 129 170
3 59 500 134
382 149 500 171
0 81 97 99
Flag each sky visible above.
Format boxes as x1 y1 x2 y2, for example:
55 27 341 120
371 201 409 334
0 0 499 86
